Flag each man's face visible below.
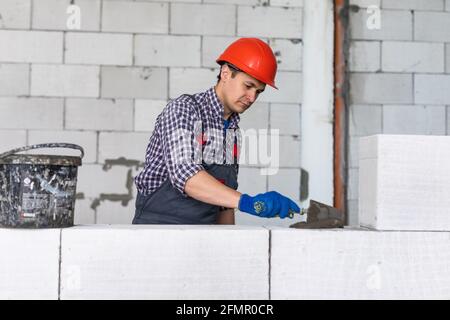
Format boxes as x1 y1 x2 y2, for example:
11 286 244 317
221 66 266 114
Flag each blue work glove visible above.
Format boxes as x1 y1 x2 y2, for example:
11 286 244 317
238 191 300 219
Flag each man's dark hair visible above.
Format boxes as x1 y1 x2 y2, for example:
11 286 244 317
216 63 240 83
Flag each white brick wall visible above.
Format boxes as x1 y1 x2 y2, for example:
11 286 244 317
0 63 29 96
414 12 450 42
259 71 302 104
0 0 31 29
383 105 446 135
382 41 444 73
348 1 450 226
383 0 444 10
349 41 381 72
0 130 27 154
350 73 413 104
270 103 301 136
349 104 382 137
65 33 133 66
65 98 134 131
0 97 63 130
101 67 167 99
171 4 235 36
447 44 450 73
31 64 99 97
32 0 101 31
135 35 201 67
415 74 450 105
98 132 150 162
169 68 217 98
350 9 412 40
134 99 167 132
269 39 303 71
238 102 269 131
238 6 302 39
101 1 168 33
0 30 63 63
202 36 239 68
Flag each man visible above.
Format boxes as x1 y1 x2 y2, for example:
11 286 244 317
133 38 300 225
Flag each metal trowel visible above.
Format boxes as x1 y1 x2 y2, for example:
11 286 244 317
289 200 345 229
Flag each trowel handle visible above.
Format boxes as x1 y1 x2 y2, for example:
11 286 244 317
0 143 85 160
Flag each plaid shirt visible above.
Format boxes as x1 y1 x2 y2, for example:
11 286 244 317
135 87 241 196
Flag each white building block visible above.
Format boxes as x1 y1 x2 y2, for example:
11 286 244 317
0 97 63 130
350 9 412 40
349 0 380 7
359 135 450 231
59 225 269 299
0 30 62 63
0 130 26 153
258 71 302 104
169 68 217 99
238 6 302 39
268 168 300 201
98 132 150 162
237 167 267 196
0 0 31 29
134 99 167 132
415 12 450 42
0 229 60 299
31 64 99 98
96 200 135 224
349 104 382 137
77 164 134 198
350 73 413 104
415 74 450 105
28 130 97 164
73 198 96 225
65 33 132 66
268 39 302 72
382 42 444 73
278 136 300 168
0 63 29 96
204 0 260 4
202 36 239 68
135 35 201 67
101 67 167 99
32 0 100 31
383 0 444 10
102 1 168 33
270 228 450 299
65 98 133 131
383 105 446 135
270 103 301 136
270 0 303 7
349 41 380 72
171 4 235 36
238 102 269 131
446 44 450 73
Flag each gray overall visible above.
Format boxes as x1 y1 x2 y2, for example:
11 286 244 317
132 96 239 224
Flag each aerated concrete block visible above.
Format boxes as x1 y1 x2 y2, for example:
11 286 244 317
270 228 450 299
0 229 60 299
60 225 269 299
359 135 450 231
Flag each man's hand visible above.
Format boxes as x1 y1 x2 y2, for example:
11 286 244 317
238 191 300 219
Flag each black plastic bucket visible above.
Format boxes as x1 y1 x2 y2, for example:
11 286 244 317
0 143 84 228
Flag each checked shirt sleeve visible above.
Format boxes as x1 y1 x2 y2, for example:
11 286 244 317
159 100 204 196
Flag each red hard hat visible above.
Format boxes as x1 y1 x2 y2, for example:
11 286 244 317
216 38 278 89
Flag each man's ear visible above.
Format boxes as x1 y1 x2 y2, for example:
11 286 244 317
220 64 231 82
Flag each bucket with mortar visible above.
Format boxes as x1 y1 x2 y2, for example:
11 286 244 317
0 143 84 228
